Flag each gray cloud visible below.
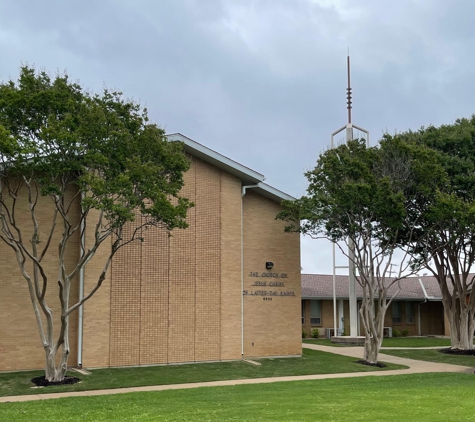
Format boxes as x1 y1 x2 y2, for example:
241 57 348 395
0 0 473 273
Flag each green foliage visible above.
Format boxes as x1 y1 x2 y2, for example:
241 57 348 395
392 329 401 338
311 328 320 338
0 66 193 232
384 117 475 348
302 329 308 339
0 67 194 380
401 328 410 337
277 138 428 251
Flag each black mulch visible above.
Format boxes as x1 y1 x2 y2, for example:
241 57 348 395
439 348 475 356
356 360 387 368
31 376 81 387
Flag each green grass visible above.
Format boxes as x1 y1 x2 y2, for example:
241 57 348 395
381 348 475 367
2 373 475 421
382 337 451 348
0 349 404 397
303 337 452 348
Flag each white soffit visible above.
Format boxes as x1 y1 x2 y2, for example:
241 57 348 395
167 133 294 203
253 182 295 202
167 133 264 185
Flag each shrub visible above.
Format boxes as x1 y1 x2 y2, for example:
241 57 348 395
401 328 410 337
393 329 401 338
302 329 308 339
311 328 320 338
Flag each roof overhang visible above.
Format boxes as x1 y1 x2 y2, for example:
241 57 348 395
251 183 295 202
167 133 264 185
167 133 295 203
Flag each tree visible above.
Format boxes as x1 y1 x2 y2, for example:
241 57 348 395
0 67 193 382
386 116 475 350
278 139 433 363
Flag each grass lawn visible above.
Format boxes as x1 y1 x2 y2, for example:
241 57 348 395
303 337 452 348
0 349 404 398
381 348 475 367
2 373 475 421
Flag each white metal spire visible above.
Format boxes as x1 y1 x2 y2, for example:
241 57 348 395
330 55 369 338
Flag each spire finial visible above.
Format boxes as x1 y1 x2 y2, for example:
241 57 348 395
346 54 352 124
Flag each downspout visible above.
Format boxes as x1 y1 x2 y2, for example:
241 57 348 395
241 184 259 356
77 191 85 367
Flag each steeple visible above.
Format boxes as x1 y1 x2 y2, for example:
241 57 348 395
347 55 352 125
329 54 370 339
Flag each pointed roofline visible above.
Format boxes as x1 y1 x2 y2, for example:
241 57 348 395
166 133 295 203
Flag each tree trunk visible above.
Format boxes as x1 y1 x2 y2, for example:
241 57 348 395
359 294 387 365
448 310 473 350
44 313 70 382
44 346 70 382
363 335 380 364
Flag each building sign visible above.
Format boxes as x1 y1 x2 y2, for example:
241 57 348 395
248 272 288 278
244 270 295 300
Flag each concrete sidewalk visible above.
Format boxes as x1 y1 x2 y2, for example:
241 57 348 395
1 344 473 403
304 343 474 374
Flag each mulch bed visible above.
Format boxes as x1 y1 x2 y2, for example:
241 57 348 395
356 360 387 368
439 348 475 356
31 375 80 387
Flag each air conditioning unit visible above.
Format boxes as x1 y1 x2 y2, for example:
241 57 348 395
383 327 392 338
326 328 343 338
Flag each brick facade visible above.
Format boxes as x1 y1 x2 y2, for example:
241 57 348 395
242 190 301 358
0 154 301 371
302 298 445 338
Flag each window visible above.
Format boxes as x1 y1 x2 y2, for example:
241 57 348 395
301 301 305 324
405 301 414 324
392 301 401 324
310 300 321 325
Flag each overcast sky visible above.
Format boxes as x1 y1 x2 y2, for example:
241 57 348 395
1 0 474 274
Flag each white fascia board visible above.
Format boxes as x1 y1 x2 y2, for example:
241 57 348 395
253 182 295 203
167 133 265 185
167 133 296 204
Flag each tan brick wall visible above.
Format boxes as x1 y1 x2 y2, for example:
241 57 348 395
194 159 221 362
139 227 170 364
107 157 226 366
219 172 242 360
2 156 301 371
0 183 80 371
167 161 197 364
81 208 112 368
243 191 301 357
109 212 142 367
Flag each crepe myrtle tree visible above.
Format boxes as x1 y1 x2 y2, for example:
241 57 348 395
278 139 438 364
0 67 193 382
387 117 475 350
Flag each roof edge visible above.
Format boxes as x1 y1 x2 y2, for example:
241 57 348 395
167 133 265 184
167 133 295 204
